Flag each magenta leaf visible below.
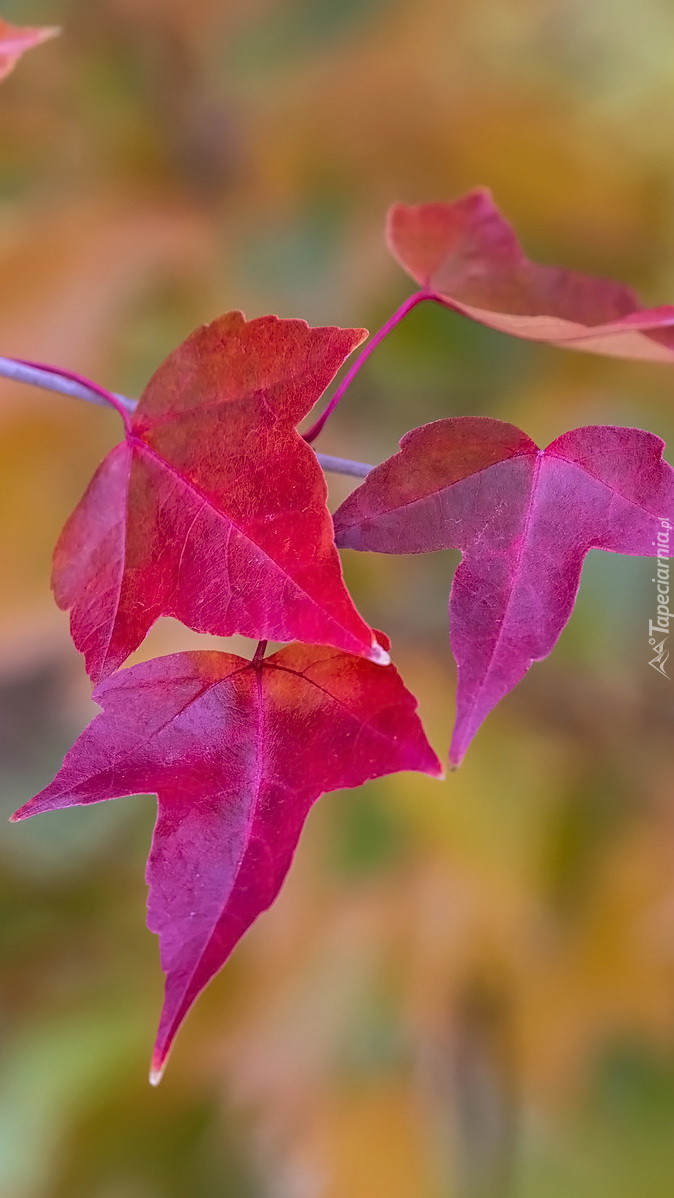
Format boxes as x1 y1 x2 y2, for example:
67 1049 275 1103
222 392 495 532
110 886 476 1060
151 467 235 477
12 643 442 1079
388 190 674 361
333 418 674 764
52 312 391 682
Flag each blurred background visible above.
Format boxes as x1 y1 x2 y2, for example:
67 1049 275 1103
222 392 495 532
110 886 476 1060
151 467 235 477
2 0 674 1194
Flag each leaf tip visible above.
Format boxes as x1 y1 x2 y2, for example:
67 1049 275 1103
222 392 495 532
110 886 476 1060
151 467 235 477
149 1063 165 1087
448 729 468 770
369 639 391 667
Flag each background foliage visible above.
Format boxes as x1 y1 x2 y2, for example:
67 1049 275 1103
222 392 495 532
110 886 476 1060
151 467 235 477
2 1 674 1194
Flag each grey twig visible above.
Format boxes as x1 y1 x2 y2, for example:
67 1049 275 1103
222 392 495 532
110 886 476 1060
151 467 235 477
0 356 373 479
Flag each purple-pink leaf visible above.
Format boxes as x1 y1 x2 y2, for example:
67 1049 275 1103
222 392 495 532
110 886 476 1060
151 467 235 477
52 312 390 682
12 643 442 1080
333 418 674 764
388 190 674 361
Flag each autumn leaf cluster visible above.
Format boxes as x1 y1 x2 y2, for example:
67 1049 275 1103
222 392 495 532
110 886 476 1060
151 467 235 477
4 21 674 1082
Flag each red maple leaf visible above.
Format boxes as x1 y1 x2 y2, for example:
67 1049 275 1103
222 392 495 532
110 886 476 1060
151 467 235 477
388 190 674 361
53 312 389 681
12 642 442 1080
0 16 59 81
334 418 674 764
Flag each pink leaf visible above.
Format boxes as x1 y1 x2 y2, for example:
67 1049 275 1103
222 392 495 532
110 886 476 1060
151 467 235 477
333 418 674 764
0 17 59 82
12 644 442 1080
52 312 389 681
388 190 674 361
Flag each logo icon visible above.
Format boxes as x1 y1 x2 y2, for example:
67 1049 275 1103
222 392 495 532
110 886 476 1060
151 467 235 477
648 636 670 678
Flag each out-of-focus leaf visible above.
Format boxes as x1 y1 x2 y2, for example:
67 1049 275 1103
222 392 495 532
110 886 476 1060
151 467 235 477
388 190 674 362
0 15 59 82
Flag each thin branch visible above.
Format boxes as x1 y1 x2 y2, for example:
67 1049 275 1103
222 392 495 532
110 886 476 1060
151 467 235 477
302 290 430 444
0 355 373 480
0 356 135 413
314 453 373 478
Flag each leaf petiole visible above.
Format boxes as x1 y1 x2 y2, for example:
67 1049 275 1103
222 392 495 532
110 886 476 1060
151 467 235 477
302 290 430 444
251 640 268 666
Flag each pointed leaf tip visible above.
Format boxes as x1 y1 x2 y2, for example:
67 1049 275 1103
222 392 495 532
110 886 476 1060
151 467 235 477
0 19 60 82
369 639 391 666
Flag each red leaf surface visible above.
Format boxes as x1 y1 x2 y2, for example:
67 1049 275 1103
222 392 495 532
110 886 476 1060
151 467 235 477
334 418 674 764
0 16 59 81
388 190 674 361
12 643 442 1080
53 312 389 681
